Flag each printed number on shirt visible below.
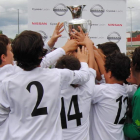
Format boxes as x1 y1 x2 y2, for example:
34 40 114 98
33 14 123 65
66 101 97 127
61 95 83 129
114 95 128 124
27 81 48 117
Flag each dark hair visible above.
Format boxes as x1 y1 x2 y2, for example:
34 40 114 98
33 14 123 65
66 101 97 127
132 46 140 72
55 55 81 70
97 42 120 56
0 35 10 64
12 30 46 71
105 51 130 81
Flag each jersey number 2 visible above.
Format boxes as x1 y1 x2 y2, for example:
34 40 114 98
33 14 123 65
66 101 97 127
61 95 83 129
27 81 48 117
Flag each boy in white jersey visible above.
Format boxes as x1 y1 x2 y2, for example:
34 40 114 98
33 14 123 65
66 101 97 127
90 51 130 140
0 35 22 81
56 36 96 140
0 22 65 79
0 30 90 140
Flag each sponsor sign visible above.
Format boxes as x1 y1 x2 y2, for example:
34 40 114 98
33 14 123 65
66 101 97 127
53 3 68 16
90 4 123 17
108 24 122 26
32 8 49 11
28 0 126 53
32 22 47 25
107 32 121 43
90 4 105 17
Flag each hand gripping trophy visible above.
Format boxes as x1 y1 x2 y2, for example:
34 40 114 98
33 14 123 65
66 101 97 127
64 5 92 37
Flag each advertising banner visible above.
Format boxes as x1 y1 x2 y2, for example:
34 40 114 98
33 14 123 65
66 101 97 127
28 0 126 53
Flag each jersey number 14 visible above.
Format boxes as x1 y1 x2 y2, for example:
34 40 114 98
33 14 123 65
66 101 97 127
61 95 83 129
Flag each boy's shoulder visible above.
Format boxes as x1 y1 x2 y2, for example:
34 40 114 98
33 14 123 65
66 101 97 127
94 83 127 98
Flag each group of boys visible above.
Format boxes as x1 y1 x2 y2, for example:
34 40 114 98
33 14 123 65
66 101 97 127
0 22 140 140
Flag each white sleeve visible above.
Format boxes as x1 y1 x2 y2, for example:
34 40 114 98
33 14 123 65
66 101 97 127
41 48 65 68
59 62 90 89
43 40 53 54
95 74 106 84
80 68 96 94
0 84 10 126
124 84 138 99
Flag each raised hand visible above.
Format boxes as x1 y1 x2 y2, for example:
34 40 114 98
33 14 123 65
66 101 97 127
77 35 93 47
70 26 93 47
62 39 78 53
48 22 64 48
76 46 89 63
70 26 86 42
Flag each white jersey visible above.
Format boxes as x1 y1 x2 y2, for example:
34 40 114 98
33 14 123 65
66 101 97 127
0 64 22 83
0 48 65 139
123 84 137 99
90 84 128 140
61 68 96 140
0 64 22 138
0 62 89 140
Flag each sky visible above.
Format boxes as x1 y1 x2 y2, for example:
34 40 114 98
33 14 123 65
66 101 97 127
0 0 139 39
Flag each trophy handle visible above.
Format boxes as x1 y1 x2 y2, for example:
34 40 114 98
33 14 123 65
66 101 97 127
87 20 92 33
64 21 69 34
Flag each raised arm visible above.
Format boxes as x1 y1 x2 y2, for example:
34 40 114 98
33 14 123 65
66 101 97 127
92 45 106 62
70 26 101 80
59 46 90 89
41 39 78 68
44 22 64 53
94 50 106 76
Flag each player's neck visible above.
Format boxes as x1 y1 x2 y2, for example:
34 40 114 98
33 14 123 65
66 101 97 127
0 63 9 68
106 77 123 85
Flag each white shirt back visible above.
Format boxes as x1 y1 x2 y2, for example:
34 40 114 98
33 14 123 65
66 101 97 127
90 84 128 140
0 63 89 140
0 64 22 83
61 69 96 140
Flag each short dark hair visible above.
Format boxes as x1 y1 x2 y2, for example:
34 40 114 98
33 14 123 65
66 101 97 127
97 42 120 56
132 46 140 72
0 35 10 64
55 55 81 70
12 30 46 71
105 51 130 81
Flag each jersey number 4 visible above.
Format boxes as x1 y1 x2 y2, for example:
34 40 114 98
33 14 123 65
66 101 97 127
27 81 48 117
61 95 83 129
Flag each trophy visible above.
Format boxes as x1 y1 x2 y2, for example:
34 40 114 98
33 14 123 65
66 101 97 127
64 5 92 36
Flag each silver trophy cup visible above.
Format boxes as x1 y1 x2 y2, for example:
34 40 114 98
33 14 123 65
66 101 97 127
64 5 92 36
